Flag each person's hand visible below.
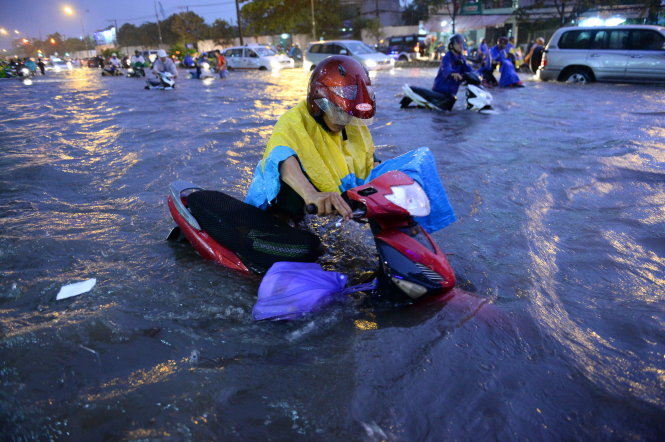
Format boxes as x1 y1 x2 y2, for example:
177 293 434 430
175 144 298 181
451 73 463 81
306 192 352 220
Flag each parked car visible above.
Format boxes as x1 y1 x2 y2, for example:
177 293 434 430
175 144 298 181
538 25 665 84
379 34 426 61
304 40 394 71
222 45 294 71
45 57 71 72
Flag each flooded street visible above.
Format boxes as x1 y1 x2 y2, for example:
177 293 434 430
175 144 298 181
1 67 664 440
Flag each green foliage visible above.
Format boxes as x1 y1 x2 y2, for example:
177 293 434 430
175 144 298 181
101 48 122 58
169 43 196 60
240 0 341 38
170 11 206 44
209 19 236 43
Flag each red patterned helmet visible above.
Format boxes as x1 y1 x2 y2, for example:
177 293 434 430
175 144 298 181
307 55 375 126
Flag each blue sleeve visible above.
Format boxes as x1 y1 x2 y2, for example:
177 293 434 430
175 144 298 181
440 53 454 79
490 46 504 62
244 146 297 209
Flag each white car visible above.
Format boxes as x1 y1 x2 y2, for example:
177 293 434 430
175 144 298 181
304 40 395 71
222 45 295 71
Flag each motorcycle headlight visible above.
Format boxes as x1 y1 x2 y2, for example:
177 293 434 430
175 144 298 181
384 182 430 217
202 62 210 69
21 68 29 75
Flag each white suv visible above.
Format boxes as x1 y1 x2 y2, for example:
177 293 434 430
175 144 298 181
538 25 665 84
222 45 295 71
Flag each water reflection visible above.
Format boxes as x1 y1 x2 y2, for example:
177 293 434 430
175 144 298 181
1 68 664 439
82 359 179 402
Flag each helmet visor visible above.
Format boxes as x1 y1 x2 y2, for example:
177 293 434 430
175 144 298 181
330 84 375 101
314 98 374 126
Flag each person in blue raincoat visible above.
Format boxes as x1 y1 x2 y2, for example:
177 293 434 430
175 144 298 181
477 38 497 87
490 37 524 87
432 34 473 97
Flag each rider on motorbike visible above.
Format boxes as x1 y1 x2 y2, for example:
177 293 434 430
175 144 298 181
433 34 474 97
152 49 177 79
131 50 145 68
246 56 375 222
108 53 121 74
245 55 455 232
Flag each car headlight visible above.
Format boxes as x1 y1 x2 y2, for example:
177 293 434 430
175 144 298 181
384 182 430 217
365 59 377 68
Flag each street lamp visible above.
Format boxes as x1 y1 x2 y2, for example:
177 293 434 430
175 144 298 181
63 5 89 52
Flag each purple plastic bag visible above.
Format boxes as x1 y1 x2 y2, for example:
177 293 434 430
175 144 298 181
253 262 376 321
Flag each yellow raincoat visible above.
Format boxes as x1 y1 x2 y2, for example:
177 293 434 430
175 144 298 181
245 100 375 208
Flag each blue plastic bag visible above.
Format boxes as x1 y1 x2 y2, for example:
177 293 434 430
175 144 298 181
367 147 456 232
253 262 377 321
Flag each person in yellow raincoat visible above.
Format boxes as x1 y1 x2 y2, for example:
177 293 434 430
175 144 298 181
245 55 456 232
245 55 378 222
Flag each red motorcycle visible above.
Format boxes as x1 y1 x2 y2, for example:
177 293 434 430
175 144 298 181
167 170 455 301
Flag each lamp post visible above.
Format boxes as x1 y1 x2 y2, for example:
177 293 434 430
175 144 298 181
63 5 89 53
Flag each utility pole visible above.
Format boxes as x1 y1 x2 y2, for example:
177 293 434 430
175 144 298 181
310 0 316 40
153 0 164 47
235 0 244 45
80 11 88 52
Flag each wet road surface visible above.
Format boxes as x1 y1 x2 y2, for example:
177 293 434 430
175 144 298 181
0 67 664 440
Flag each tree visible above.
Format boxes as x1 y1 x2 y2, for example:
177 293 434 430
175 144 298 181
118 23 141 47
362 17 381 45
429 0 462 33
239 0 341 38
63 37 86 53
46 32 65 55
209 19 236 44
136 22 163 47
170 11 208 44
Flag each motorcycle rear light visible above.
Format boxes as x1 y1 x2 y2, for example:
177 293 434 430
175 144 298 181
385 182 430 217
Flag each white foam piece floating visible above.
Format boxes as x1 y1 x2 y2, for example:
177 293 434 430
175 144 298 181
56 278 97 300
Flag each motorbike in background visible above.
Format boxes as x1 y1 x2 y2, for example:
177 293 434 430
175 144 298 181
145 72 175 90
401 72 495 114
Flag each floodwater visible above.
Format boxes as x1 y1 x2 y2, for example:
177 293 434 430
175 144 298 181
0 66 663 440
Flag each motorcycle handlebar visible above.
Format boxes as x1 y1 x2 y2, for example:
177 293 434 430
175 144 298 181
304 203 366 220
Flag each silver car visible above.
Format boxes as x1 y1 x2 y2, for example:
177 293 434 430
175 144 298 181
304 40 394 71
222 45 295 71
538 25 665 84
